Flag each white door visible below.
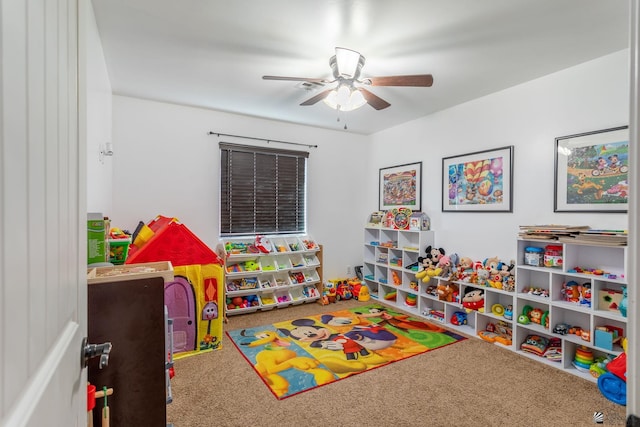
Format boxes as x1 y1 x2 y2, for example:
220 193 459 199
1 0 87 426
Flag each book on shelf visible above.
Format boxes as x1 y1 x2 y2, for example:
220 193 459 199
518 225 590 240
581 229 627 235
519 225 591 232
556 228 627 246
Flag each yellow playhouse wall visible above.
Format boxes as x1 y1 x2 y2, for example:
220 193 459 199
173 263 224 359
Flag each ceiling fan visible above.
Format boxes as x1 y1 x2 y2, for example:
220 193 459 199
262 47 433 111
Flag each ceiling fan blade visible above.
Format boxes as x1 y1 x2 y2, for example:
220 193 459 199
359 88 391 110
365 74 433 87
263 75 328 84
300 89 334 106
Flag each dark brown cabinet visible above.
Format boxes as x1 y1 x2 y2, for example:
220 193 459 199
88 267 171 426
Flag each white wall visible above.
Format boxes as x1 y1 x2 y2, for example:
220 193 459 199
106 50 629 279
85 1 113 215
369 50 629 262
109 97 370 277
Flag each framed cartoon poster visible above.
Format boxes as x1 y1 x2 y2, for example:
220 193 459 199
379 162 422 211
442 146 514 212
554 126 628 213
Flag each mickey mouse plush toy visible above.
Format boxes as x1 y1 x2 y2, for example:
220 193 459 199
415 246 446 283
425 245 446 266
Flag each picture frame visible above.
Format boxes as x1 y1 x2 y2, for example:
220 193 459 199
379 162 422 211
442 146 514 212
554 126 628 213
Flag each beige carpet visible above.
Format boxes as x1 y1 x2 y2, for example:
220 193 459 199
167 300 627 427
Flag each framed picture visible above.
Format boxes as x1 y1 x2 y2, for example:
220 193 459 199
379 162 422 211
554 126 628 213
442 146 514 212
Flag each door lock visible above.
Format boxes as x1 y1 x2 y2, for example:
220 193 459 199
81 337 112 369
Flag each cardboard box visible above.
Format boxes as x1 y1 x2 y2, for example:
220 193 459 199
87 213 109 265
598 289 623 313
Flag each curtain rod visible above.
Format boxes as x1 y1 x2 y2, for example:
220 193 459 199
208 131 318 148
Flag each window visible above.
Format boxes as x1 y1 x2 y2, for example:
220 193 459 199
220 143 308 236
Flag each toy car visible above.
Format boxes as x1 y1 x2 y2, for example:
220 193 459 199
451 311 468 326
553 323 570 335
336 281 353 300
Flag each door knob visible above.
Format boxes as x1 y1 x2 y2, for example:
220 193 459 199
81 337 112 369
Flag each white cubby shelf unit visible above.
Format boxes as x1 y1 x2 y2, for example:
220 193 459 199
220 235 323 316
363 226 435 315
511 239 627 383
363 225 628 383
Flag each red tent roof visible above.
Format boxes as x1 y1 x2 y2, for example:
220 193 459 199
126 216 221 266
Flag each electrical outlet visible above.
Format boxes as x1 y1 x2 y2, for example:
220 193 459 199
346 265 353 275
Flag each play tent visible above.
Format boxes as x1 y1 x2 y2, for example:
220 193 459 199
126 215 224 359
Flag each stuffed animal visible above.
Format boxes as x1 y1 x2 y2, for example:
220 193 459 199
462 288 485 313
415 257 441 283
475 268 490 287
483 256 503 288
503 274 516 292
436 282 458 302
438 253 459 281
455 256 475 282
425 245 446 266
499 260 515 290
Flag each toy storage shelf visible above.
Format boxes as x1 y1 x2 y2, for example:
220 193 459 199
219 235 323 316
511 238 627 382
364 227 628 383
362 226 435 314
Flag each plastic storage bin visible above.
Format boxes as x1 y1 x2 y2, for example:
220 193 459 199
108 238 131 265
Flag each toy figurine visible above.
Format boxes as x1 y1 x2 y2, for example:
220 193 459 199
580 283 592 308
503 305 513 320
562 281 581 303
392 270 401 285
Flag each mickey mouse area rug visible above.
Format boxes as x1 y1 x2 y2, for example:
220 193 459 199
226 304 466 399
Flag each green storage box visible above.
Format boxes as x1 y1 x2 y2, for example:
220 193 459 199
109 239 131 265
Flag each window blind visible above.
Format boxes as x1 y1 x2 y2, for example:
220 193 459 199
220 143 308 236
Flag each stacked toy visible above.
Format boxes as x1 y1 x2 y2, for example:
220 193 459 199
572 346 594 372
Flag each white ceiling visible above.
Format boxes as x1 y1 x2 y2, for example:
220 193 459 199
91 0 630 135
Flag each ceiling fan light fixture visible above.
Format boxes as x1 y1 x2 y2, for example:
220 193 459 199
323 83 367 111
332 47 365 79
